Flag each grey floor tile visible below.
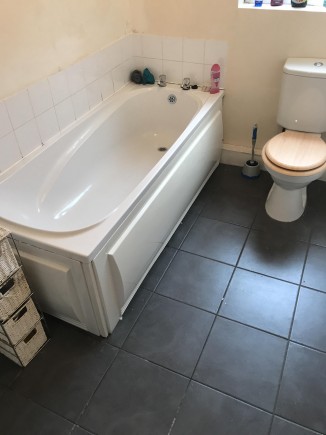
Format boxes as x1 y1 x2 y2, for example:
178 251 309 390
276 343 326 434
71 426 95 435
80 351 188 435
307 180 326 212
194 317 287 411
310 218 326 248
220 269 298 337
200 186 261 227
156 251 233 313
291 287 326 352
239 230 307 283
205 164 272 198
271 416 320 435
302 244 326 292
167 212 198 249
182 217 248 265
108 288 151 348
140 247 177 291
123 294 214 376
0 388 73 435
11 322 118 422
171 381 272 435
0 354 21 387
253 205 313 243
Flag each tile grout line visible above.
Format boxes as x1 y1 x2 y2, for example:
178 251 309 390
266 236 312 435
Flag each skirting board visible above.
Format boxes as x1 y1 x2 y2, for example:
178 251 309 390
221 143 326 182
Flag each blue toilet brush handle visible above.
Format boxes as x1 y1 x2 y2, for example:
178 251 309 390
251 124 258 163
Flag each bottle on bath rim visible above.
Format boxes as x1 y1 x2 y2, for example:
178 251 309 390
271 0 283 5
291 0 307 7
210 64 220 94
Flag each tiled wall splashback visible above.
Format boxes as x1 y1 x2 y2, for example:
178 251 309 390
0 34 227 174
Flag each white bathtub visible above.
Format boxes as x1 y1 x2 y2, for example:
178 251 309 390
0 83 224 336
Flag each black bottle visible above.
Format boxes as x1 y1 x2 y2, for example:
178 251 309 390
291 0 307 7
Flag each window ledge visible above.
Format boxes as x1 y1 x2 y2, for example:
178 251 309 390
238 3 326 12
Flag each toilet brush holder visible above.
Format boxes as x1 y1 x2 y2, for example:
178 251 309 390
242 160 261 178
242 123 261 179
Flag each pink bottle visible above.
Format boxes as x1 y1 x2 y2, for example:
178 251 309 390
210 64 220 94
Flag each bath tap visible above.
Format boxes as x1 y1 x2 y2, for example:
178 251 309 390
158 74 167 87
181 78 191 90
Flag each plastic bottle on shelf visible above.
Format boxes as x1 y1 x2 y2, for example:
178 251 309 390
271 0 283 5
291 0 307 7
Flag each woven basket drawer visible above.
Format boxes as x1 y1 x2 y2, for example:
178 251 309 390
0 238 19 285
0 298 40 345
0 268 31 322
0 320 47 367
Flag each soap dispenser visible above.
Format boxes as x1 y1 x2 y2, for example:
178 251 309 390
210 64 220 94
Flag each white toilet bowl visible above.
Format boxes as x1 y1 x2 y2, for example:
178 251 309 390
262 130 326 222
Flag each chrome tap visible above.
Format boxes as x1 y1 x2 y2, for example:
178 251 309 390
158 74 167 87
181 77 191 90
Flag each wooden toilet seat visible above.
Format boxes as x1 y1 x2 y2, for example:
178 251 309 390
264 130 326 171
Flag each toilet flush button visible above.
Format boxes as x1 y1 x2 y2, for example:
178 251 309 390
314 62 324 67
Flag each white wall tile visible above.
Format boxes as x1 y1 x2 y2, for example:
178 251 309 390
110 39 124 68
142 58 163 80
132 34 142 57
112 60 132 92
72 89 89 119
48 70 70 105
142 35 162 59
163 37 183 61
28 79 53 116
204 40 228 65
122 35 133 61
132 57 144 71
15 119 42 157
0 132 22 172
55 97 75 130
182 62 204 86
82 53 101 86
162 60 183 84
36 108 59 143
66 62 85 95
86 80 102 109
5 90 34 129
99 73 114 101
183 38 205 64
98 46 113 76
0 102 12 138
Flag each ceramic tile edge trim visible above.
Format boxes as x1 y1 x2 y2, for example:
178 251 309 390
0 34 228 174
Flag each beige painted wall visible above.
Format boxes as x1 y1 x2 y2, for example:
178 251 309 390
1 1 326 149
131 1 326 148
0 0 131 100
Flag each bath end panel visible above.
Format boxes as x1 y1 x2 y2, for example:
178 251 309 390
13 239 102 335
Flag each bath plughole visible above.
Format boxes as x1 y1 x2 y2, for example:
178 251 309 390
0 83 224 336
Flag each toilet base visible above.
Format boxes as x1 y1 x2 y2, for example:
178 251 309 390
265 183 307 222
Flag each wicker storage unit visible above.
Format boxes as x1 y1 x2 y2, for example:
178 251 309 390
0 229 19 285
0 227 48 366
0 268 31 322
0 320 47 367
0 298 40 346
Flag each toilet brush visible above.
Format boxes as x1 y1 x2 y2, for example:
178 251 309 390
242 124 261 178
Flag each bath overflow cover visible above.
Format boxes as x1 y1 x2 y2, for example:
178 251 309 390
168 94 177 104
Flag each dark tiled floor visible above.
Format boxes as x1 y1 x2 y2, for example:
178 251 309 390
1 164 326 435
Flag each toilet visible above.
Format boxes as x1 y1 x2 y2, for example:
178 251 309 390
262 58 326 222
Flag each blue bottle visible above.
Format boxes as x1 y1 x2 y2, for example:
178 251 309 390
255 0 263 5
